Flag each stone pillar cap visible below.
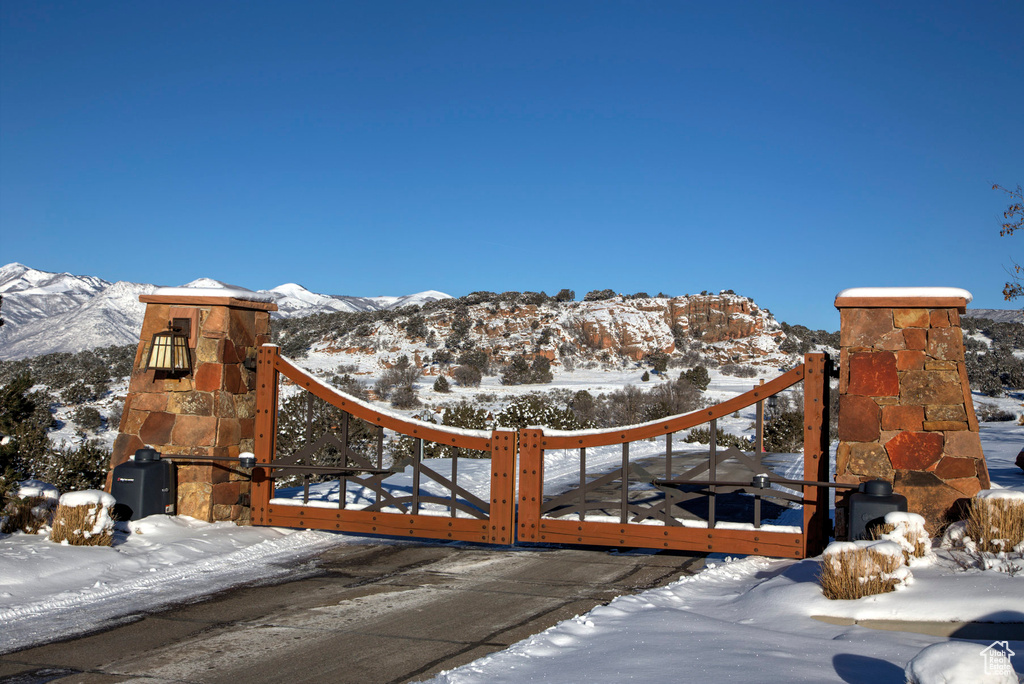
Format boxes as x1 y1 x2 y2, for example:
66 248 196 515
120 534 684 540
140 286 278 311
835 287 972 310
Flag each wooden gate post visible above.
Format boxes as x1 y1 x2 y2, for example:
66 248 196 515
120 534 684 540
834 288 991 533
251 345 280 525
517 429 545 543
488 429 517 544
801 353 831 556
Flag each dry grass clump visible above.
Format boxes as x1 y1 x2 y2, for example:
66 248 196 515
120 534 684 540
872 516 931 563
50 501 113 546
964 496 1024 554
0 496 55 534
819 543 907 600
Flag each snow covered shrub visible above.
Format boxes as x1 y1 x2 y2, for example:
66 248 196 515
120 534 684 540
643 351 669 373
641 371 650 382
40 440 110 492
50 490 115 546
974 402 1016 422
440 401 490 432
964 490 1024 554
583 289 616 301
433 375 451 393
818 540 911 600
500 354 553 385
720 364 757 378
680 365 710 391
72 406 103 431
404 314 428 339
375 355 421 402
0 480 58 534
762 411 804 453
328 373 368 400
59 380 94 405
873 511 931 562
457 349 491 374
390 385 420 409
452 365 482 387
1 372 55 486
495 394 586 431
683 426 752 451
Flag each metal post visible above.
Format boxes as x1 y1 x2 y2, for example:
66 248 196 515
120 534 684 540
708 418 717 529
412 438 422 515
579 447 587 522
621 442 629 525
450 447 458 517
664 433 673 524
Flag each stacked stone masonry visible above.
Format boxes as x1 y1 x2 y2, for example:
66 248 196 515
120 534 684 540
835 294 990 530
110 295 276 523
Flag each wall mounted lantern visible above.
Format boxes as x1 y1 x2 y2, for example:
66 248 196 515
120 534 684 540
146 318 192 374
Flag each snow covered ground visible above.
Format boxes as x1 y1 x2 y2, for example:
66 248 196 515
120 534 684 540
0 517 361 654
3 380 1024 681
423 421 1024 684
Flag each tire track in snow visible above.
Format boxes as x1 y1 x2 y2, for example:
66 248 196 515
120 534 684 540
0 530 343 654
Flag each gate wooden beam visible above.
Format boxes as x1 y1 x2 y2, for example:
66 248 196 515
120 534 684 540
262 505 492 544
801 352 831 557
489 430 516 545
533 518 805 558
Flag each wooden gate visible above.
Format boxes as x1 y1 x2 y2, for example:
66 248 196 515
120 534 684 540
251 346 516 545
517 353 832 558
251 348 831 558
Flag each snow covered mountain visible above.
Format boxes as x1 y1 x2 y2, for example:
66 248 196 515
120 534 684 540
0 263 450 361
963 308 1024 323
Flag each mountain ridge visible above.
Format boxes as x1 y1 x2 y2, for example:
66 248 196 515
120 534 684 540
0 263 451 360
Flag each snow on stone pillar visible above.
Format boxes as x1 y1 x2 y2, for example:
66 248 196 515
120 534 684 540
834 287 990 532
110 287 276 524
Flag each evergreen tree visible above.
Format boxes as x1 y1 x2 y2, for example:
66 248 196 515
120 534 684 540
433 375 451 393
682 365 710 391
554 289 575 302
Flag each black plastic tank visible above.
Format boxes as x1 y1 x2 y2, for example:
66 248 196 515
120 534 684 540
847 479 907 540
110 448 176 520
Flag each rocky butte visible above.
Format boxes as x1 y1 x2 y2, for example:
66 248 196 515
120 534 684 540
297 292 790 371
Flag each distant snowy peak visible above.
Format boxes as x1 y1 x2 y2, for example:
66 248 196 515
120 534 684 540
180 277 248 290
372 290 452 310
265 284 451 317
0 262 108 297
270 283 320 300
0 263 452 359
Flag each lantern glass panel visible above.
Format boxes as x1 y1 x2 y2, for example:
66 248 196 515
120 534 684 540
171 334 190 371
148 332 174 370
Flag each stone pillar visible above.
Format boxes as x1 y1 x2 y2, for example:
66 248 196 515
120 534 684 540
111 291 277 523
835 288 990 531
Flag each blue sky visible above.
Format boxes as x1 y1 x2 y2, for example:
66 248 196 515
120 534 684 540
1 2 1021 330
